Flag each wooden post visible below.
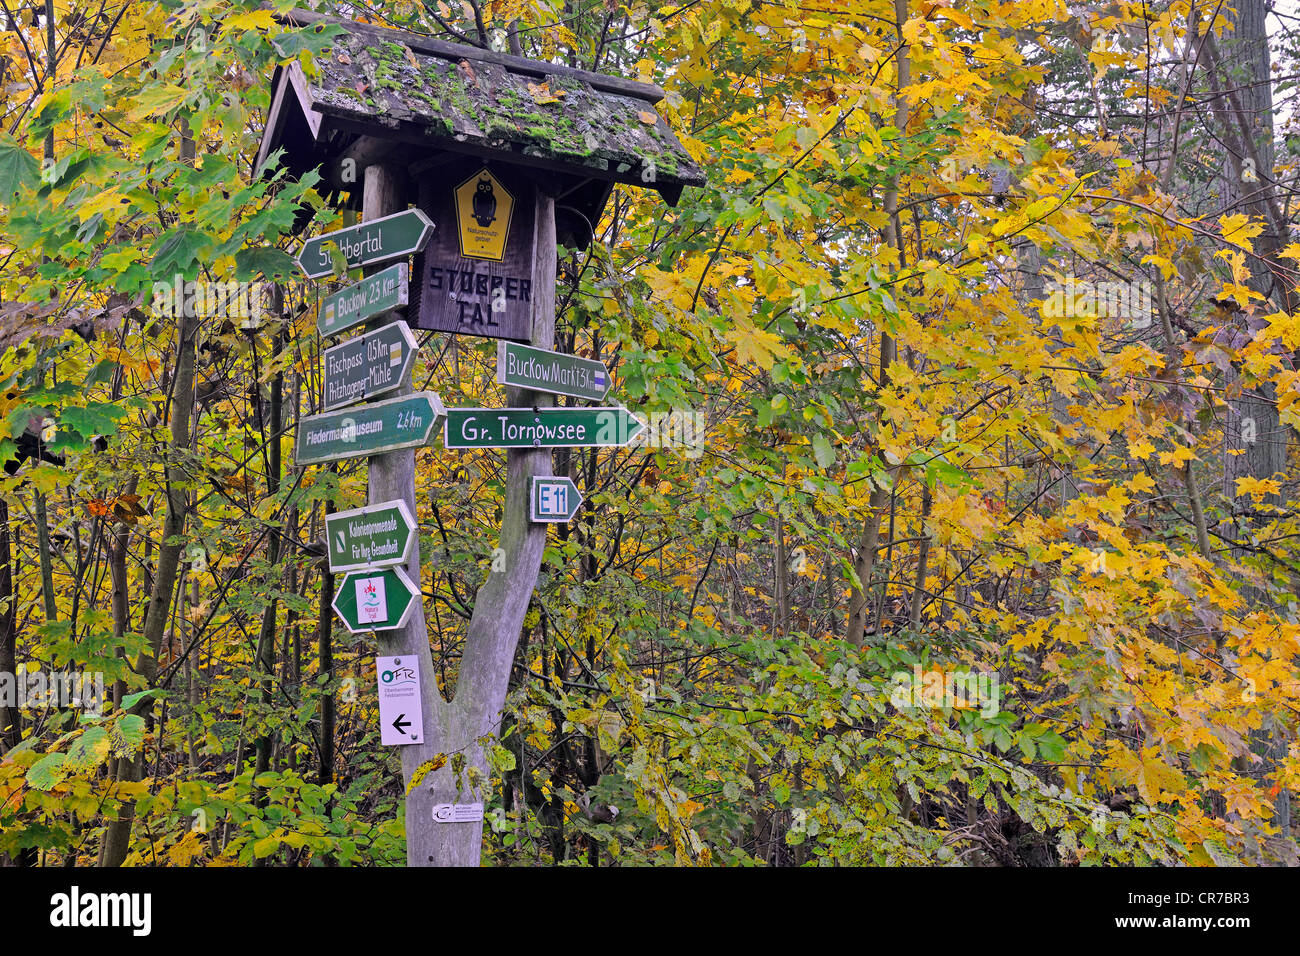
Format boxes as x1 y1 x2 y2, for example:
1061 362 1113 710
361 164 448 865
361 165 557 866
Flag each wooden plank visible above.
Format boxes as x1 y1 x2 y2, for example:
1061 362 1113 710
409 161 537 341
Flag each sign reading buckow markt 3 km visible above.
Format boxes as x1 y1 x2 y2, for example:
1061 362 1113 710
325 499 416 573
497 341 610 402
323 320 419 410
297 209 435 280
445 407 644 449
296 392 446 465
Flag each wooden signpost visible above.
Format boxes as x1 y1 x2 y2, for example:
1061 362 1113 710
266 10 705 868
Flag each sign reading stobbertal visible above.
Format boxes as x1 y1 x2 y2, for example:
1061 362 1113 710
297 209 435 280
497 342 610 402
318 263 408 338
444 407 644 449
323 321 419 410
296 392 446 465
325 499 416 573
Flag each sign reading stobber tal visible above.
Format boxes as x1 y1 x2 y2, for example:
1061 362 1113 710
296 392 446 465
325 499 416 573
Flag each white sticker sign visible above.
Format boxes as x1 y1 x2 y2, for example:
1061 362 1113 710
356 575 388 625
377 656 424 746
432 802 484 823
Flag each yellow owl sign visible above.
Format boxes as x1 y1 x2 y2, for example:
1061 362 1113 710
454 168 514 261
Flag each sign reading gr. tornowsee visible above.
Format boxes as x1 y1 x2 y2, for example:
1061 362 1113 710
332 566 419 634
297 209 435 280
322 320 419 411
296 392 446 465
444 407 644 450
324 498 416 573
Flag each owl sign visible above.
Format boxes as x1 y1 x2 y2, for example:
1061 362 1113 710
454 168 515 261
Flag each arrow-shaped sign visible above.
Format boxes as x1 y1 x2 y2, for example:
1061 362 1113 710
324 498 416 573
322 320 419 410
443 406 644 450
318 263 408 338
377 656 424 746
332 566 419 634
497 341 611 401
297 209 435 280
531 476 583 523
296 392 446 466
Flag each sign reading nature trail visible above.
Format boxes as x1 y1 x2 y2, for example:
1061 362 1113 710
318 263 408 338
324 499 416 573
295 392 446 465
444 406 645 449
322 320 419 410
497 341 610 402
296 209 435 279
332 566 419 634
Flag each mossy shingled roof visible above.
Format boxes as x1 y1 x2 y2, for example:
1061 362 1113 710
290 16 705 195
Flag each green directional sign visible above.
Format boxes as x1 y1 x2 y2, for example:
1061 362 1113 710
325 498 416 573
297 209 435 280
319 263 408 338
444 406 644 449
531 477 583 522
323 320 419 411
497 341 611 401
296 392 446 465
332 566 419 634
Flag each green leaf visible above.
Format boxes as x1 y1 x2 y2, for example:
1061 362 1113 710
270 23 348 59
234 246 297 282
0 134 39 202
60 402 128 439
27 752 69 791
812 433 835 469
150 226 212 278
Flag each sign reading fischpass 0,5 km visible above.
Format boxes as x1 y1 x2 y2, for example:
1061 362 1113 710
297 209 435 280
296 392 446 465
